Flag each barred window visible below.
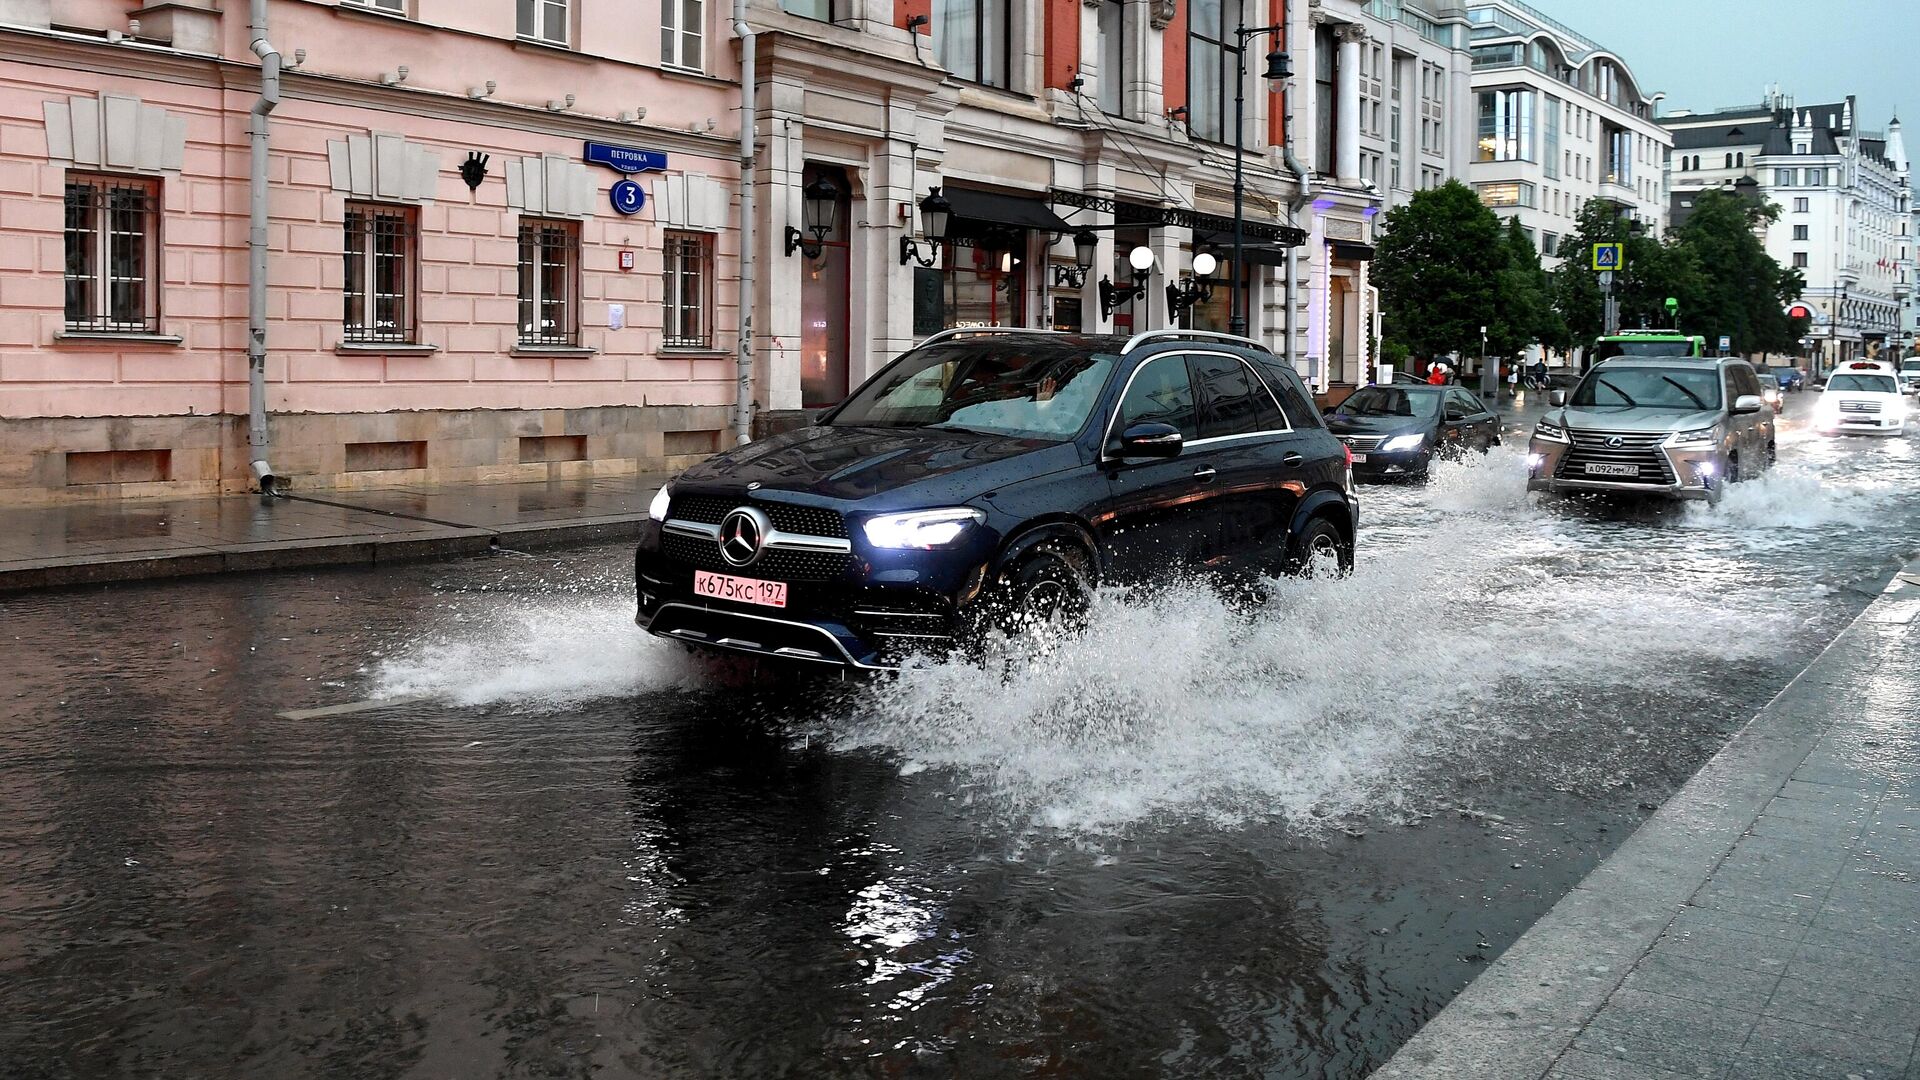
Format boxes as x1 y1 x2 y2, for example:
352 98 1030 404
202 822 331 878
663 231 713 350
517 218 580 346
64 175 161 333
343 203 417 345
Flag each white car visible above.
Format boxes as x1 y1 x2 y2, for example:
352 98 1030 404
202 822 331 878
1900 357 1920 395
1814 370 1907 436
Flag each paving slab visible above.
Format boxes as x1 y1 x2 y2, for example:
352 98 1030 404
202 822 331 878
1372 559 1920 1080
0 473 667 592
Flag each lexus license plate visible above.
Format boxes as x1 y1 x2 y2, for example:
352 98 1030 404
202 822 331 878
693 570 788 608
1351 453 1369 463
1584 462 1640 477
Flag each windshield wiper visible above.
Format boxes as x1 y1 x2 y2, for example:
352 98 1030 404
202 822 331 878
1593 378 1637 407
1660 376 1708 409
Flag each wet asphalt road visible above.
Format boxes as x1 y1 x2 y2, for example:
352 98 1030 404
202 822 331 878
3 392 1917 1079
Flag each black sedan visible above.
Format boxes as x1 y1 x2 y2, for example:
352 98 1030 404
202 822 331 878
1322 384 1500 480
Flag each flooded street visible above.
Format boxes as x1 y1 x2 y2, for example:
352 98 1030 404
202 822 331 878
4 396 1917 1079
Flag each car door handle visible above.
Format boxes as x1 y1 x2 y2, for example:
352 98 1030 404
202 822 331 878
1281 452 1304 466
1193 466 1217 483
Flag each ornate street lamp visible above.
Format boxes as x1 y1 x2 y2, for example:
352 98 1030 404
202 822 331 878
1053 230 1099 289
1227 27 1290 337
785 176 839 259
1100 245 1155 319
900 186 953 267
1168 250 1218 315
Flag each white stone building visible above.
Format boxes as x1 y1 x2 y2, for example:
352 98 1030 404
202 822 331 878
1662 94 1914 367
1463 0 1670 265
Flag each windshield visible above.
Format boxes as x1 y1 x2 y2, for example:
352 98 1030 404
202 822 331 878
1571 366 1724 410
1593 339 1697 361
1337 387 1440 417
828 342 1116 440
1902 359 1920 372
1828 374 1899 393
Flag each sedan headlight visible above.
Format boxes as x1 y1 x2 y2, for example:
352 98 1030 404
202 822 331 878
1533 420 1570 443
1380 433 1427 453
862 508 986 549
1666 427 1717 448
647 484 672 522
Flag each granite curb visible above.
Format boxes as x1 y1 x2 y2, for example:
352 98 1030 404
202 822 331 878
1371 558 1920 1080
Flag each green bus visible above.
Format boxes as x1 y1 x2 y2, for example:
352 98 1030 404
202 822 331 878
1592 330 1709 362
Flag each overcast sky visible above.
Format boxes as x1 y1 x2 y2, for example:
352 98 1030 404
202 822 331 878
1522 0 1919 133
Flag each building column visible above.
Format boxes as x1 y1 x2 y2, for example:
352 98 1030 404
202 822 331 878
1335 23 1364 185
1144 225 1181 331
761 77 808 414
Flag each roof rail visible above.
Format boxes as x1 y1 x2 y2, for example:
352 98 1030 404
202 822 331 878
912 327 1061 350
1120 328 1275 355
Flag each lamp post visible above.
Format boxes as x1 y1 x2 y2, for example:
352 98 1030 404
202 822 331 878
1228 17 1290 338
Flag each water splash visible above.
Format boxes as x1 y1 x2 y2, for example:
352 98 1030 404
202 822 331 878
368 595 702 708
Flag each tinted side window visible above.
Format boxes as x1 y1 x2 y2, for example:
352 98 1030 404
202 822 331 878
1189 355 1284 439
1256 357 1323 429
1734 366 1764 398
1117 356 1199 439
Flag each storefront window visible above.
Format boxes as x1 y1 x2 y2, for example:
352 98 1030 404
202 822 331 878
939 243 1025 329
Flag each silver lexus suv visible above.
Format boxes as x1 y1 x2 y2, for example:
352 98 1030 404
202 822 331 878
1526 356 1775 503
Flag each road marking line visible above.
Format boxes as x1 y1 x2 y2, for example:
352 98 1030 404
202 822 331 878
276 695 429 720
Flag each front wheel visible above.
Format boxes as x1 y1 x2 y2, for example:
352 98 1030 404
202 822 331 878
977 541 1094 638
1286 516 1353 578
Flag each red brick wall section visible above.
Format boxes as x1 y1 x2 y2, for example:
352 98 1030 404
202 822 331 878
1268 0 1287 147
896 0 930 33
1162 0 1188 115
1044 0 1080 91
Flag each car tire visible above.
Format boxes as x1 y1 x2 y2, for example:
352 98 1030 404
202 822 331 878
1286 516 1353 578
980 541 1094 637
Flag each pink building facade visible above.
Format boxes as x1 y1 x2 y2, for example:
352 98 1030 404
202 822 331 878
0 0 742 503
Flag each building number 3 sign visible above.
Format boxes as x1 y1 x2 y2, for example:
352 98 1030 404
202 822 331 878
610 179 647 216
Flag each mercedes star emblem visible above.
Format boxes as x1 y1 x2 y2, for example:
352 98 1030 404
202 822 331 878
718 507 772 567
1605 436 1625 449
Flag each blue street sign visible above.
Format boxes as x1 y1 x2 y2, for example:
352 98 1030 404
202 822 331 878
584 141 668 174
1592 242 1622 270
610 179 646 216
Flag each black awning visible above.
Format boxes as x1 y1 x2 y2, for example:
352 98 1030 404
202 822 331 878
1331 241 1376 261
944 187 1074 234
1194 232 1293 267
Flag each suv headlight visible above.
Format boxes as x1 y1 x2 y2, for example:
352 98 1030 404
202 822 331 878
862 508 986 549
1666 427 1717 448
1533 420 1569 443
648 484 672 522
1380 433 1426 452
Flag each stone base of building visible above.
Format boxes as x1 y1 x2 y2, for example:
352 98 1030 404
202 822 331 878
0 405 731 505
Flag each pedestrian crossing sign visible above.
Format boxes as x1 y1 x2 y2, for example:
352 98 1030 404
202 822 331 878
1592 243 1622 270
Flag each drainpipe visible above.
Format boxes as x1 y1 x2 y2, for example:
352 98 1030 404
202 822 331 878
732 2 756 446
1282 142 1310 374
247 0 281 492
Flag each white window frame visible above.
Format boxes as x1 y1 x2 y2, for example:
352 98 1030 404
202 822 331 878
345 0 406 13
518 0 569 46
518 218 581 346
343 202 418 345
662 0 705 70
63 173 162 334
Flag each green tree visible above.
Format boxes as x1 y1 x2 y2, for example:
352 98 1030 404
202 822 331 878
1671 188 1808 354
1489 217 1564 358
1372 181 1508 362
1551 202 1704 345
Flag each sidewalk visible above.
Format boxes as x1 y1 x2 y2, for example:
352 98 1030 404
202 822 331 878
0 473 666 592
1373 561 1920 1079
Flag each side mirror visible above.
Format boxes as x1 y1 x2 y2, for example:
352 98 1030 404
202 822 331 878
1732 394 1764 414
1116 422 1183 459
1549 390 1568 407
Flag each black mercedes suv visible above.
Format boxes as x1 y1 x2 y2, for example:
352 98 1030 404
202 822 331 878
634 328 1357 671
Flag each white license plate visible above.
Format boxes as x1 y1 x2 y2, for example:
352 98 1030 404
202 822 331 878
693 569 788 608
1584 463 1640 477
1351 452 1369 463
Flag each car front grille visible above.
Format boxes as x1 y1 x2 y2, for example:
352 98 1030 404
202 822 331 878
659 531 853 582
1838 400 1882 414
1341 435 1386 453
1556 428 1676 486
668 494 849 538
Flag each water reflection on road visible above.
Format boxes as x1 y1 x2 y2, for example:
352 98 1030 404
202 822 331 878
1 396 1914 1078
